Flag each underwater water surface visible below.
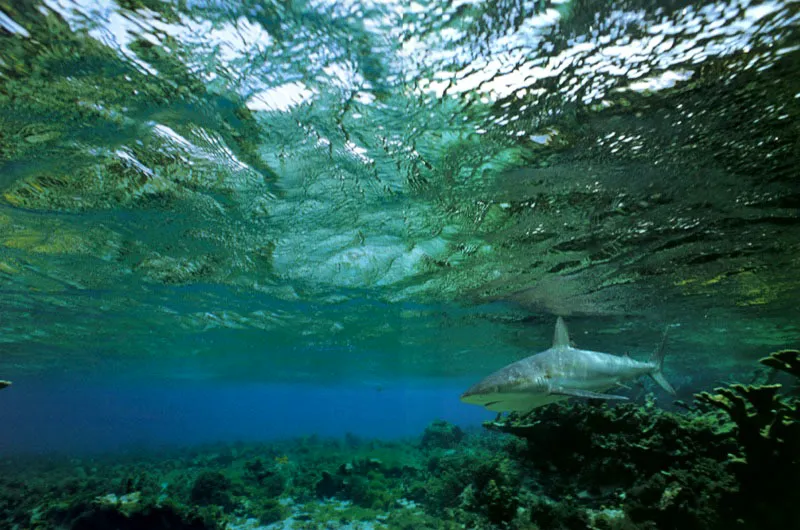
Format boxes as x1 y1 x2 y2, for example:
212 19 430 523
0 0 799 528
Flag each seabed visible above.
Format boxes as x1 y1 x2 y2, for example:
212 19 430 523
3 352 797 530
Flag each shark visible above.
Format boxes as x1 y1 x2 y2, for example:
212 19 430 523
461 317 675 412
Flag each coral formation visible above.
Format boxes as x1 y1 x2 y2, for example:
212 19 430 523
693 349 800 529
420 419 466 450
189 471 235 511
759 349 800 377
0 351 797 529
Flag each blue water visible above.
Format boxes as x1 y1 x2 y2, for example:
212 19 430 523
0 377 490 454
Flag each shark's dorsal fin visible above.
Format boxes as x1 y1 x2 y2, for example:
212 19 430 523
553 317 571 347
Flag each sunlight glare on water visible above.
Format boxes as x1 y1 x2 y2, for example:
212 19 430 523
0 0 797 422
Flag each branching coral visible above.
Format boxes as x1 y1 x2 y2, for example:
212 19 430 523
692 350 799 528
694 383 786 460
759 349 800 378
480 349 800 529
694 350 799 466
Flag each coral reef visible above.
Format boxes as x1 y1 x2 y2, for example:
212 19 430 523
189 471 235 511
759 349 800 377
71 504 214 530
0 351 797 530
693 349 800 529
420 419 465 450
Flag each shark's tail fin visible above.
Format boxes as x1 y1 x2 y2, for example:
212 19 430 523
648 326 676 395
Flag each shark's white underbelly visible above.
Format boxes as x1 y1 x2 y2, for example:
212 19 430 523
483 392 565 412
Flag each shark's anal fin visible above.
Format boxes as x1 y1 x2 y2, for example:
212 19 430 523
550 387 629 401
553 317 571 347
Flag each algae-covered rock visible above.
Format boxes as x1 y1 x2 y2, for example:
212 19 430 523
528 496 591 530
70 504 214 530
94 492 142 518
314 470 342 499
252 498 289 526
341 474 394 510
0 380 11 390
189 471 234 511
420 419 465 450
417 441 522 525
242 458 285 497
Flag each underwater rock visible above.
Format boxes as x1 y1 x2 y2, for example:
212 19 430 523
314 470 342 499
485 397 735 486
341 474 394 510
251 498 289 526
189 471 233 511
94 492 142 517
242 458 286 498
0 380 10 389
242 458 270 484
307 455 408 509
527 496 591 530
417 443 522 525
70 505 213 530
420 419 465 450
476 478 518 524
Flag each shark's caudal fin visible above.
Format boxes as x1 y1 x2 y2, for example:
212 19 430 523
648 327 676 395
553 317 571 347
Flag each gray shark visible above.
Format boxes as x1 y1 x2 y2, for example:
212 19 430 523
461 317 675 412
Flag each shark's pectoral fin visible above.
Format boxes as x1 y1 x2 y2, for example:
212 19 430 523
549 387 629 401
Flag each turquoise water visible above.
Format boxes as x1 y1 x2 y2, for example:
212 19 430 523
0 0 799 528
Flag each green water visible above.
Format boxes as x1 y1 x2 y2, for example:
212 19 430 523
1 0 797 385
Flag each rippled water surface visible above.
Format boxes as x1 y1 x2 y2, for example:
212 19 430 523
0 0 798 393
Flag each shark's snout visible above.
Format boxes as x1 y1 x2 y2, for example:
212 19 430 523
459 387 480 402
460 380 502 404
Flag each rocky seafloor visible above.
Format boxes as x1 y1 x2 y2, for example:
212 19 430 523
1 351 797 530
